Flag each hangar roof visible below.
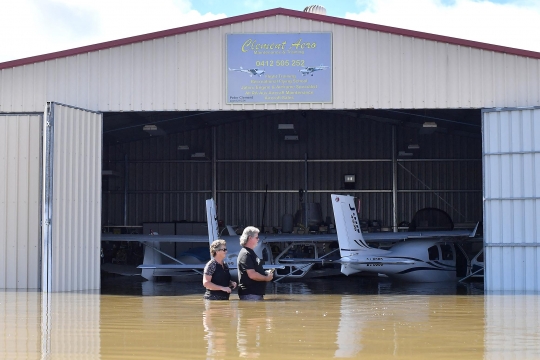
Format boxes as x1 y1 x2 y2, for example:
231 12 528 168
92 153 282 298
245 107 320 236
1 7 540 70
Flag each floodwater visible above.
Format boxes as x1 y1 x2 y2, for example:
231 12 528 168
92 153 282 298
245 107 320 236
1 276 540 359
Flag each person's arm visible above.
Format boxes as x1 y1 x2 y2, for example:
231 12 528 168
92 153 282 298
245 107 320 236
203 274 232 293
246 269 273 282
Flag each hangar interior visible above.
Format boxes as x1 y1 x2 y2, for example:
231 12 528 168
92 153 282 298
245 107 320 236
101 108 483 236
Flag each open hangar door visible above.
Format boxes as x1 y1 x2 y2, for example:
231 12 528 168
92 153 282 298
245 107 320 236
483 107 540 291
42 102 102 292
101 108 482 250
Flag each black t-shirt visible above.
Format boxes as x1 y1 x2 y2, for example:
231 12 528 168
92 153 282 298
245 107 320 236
237 246 266 296
203 258 231 300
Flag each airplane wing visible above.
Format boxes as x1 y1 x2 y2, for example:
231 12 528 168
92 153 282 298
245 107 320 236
101 234 210 242
279 257 415 265
258 224 477 244
137 264 285 270
362 228 477 243
102 225 476 244
260 233 337 243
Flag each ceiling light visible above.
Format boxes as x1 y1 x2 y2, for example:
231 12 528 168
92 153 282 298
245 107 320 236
177 145 189 150
191 152 206 158
423 122 437 128
408 144 420 149
284 135 299 140
399 151 413 157
142 124 166 136
278 124 294 130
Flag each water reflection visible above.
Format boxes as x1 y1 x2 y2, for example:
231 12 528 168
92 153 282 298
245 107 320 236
203 300 238 359
1 277 540 359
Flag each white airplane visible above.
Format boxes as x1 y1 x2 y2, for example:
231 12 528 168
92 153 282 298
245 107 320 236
101 199 310 280
299 64 329 76
327 194 479 282
228 66 265 77
279 195 480 282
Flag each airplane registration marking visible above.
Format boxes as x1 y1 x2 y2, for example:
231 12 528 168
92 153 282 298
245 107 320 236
367 257 383 261
348 204 361 234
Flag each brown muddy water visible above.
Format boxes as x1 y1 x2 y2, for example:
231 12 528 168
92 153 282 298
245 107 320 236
1 276 540 359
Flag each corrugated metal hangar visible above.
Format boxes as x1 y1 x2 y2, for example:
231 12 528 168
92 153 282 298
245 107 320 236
0 7 539 292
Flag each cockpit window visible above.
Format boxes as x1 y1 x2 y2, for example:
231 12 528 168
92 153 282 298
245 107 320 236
440 244 453 260
428 245 439 260
262 248 269 262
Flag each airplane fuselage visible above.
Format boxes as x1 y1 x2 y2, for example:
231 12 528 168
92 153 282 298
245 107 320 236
340 239 457 282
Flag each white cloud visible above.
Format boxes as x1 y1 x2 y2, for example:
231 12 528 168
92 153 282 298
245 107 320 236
0 0 226 62
346 0 540 52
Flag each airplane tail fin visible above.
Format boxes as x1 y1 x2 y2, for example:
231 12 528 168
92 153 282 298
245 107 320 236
331 194 372 257
206 198 219 245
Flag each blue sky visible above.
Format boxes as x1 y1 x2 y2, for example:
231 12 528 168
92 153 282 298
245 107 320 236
1 0 540 63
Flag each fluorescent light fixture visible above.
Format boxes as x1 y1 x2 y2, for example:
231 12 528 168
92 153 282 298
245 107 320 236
191 152 206 158
177 145 189 150
423 122 437 128
278 124 294 130
399 151 413 156
142 124 166 136
284 135 299 140
344 175 356 183
102 170 120 177
408 144 420 149
143 125 157 131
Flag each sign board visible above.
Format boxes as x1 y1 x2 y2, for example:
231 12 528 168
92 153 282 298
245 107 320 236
226 32 332 104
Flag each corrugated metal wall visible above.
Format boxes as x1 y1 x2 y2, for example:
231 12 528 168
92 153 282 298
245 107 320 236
1 15 539 112
483 107 540 291
104 111 482 229
46 103 102 292
0 114 41 289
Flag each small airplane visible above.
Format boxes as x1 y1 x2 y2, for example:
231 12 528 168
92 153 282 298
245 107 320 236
101 199 310 280
299 64 329 76
228 66 265 77
328 194 479 282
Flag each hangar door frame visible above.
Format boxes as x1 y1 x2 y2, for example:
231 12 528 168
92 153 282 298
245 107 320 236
482 106 540 292
42 102 102 292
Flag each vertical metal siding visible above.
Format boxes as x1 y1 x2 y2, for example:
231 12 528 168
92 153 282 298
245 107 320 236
1 15 540 112
50 104 102 292
0 114 41 289
483 107 540 291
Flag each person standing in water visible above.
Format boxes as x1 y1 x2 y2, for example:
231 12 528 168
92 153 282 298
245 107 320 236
237 226 273 300
203 239 237 300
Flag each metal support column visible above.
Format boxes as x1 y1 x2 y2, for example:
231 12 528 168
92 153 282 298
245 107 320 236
392 126 398 232
212 127 217 201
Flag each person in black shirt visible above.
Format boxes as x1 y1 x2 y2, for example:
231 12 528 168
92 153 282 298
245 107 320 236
237 226 273 300
203 239 237 300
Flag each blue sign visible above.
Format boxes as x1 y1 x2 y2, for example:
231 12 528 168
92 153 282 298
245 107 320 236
226 33 332 104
